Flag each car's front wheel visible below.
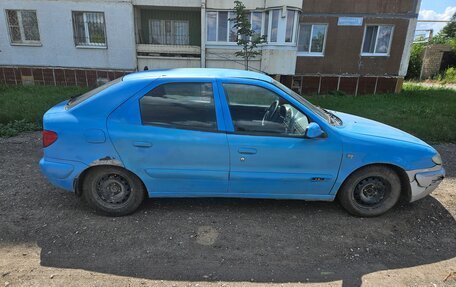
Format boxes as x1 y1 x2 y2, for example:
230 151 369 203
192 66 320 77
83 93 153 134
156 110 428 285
82 166 146 216
337 165 401 217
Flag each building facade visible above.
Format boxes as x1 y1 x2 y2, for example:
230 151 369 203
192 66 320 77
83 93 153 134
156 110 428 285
0 0 420 94
287 0 421 95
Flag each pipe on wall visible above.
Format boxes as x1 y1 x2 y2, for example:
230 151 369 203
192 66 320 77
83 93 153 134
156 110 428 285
200 0 206 68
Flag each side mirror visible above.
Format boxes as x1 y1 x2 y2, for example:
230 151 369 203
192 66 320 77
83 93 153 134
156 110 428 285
305 122 324 139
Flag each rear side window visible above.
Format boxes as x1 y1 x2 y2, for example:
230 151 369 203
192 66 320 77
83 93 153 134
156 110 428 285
66 78 122 109
140 82 217 131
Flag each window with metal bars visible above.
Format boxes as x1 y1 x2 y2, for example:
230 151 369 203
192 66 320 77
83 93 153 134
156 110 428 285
72 11 107 47
149 19 190 45
6 10 40 45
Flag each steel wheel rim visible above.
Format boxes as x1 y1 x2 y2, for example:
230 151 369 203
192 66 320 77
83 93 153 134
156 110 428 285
354 176 390 207
95 173 132 205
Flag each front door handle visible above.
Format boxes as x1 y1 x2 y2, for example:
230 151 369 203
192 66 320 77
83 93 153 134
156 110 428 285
133 141 152 148
238 147 257 155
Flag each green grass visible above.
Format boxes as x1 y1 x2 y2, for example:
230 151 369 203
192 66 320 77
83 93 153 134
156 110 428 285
0 85 88 124
0 83 455 142
308 83 456 143
0 85 88 137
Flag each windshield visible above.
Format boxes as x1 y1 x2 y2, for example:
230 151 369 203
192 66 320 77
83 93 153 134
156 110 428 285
272 80 342 126
66 78 122 109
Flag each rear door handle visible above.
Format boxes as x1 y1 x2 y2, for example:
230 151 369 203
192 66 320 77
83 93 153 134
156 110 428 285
133 141 152 148
238 147 257 155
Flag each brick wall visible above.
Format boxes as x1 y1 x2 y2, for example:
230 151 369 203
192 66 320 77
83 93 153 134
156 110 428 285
0 66 134 87
420 44 452 80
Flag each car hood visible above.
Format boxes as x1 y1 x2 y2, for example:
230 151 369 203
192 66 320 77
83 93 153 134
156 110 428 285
332 111 430 147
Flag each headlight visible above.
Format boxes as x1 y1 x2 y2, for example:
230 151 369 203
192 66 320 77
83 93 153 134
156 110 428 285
432 153 442 165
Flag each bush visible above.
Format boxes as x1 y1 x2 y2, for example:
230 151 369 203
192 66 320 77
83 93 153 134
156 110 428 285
442 67 456 84
0 119 40 137
406 43 425 80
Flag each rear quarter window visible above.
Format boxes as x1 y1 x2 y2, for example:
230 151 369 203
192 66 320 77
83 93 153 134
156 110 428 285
66 78 122 109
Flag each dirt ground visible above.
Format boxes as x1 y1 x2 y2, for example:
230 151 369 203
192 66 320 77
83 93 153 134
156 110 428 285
0 132 455 287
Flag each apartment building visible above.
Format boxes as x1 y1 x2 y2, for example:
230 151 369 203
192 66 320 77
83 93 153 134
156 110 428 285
0 0 420 94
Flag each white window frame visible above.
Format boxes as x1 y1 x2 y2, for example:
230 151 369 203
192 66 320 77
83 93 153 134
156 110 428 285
361 24 394 57
206 9 298 46
206 11 238 45
72 11 107 49
265 9 299 45
5 9 41 46
285 10 298 43
297 23 328 56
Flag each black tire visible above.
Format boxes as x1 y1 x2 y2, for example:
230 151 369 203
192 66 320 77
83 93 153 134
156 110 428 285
82 166 145 216
337 165 401 217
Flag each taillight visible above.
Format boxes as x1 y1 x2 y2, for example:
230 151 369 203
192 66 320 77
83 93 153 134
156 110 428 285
42 130 58 147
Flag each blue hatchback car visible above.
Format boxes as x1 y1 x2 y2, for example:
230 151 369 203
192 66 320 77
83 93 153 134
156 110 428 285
40 68 445 217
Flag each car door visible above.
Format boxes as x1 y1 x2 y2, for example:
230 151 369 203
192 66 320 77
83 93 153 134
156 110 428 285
107 78 230 196
217 78 343 199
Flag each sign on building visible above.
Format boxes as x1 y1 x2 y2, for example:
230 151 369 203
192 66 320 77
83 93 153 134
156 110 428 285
337 17 363 26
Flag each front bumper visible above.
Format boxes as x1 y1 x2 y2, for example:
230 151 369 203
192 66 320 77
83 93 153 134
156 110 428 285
406 165 445 202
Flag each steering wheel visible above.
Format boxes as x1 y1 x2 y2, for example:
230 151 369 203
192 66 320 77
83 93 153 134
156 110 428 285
261 100 280 126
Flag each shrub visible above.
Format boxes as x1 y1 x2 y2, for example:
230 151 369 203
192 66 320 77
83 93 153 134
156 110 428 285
0 119 40 137
406 43 425 80
442 67 456 84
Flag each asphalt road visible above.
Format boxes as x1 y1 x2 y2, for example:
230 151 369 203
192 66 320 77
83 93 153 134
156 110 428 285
0 132 455 287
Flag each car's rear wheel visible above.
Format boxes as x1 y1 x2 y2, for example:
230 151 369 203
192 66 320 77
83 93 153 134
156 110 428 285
82 166 145 216
337 165 401 217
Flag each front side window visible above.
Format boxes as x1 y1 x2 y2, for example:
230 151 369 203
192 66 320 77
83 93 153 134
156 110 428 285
223 83 309 136
149 19 189 45
140 83 217 132
298 24 327 55
72 11 106 47
6 10 40 44
362 25 393 56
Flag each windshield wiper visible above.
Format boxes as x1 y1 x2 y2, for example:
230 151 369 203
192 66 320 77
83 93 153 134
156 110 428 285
67 93 82 104
322 108 343 126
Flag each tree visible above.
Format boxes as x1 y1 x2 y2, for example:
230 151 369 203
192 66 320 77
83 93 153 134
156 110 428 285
431 12 456 46
231 0 266 70
440 12 456 39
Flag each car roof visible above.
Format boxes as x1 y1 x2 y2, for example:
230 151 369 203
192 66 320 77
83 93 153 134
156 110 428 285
122 68 273 82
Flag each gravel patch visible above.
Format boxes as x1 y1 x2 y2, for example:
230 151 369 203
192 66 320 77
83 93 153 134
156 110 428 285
0 132 455 287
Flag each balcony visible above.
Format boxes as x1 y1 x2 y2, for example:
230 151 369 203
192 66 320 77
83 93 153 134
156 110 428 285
135 7 201 54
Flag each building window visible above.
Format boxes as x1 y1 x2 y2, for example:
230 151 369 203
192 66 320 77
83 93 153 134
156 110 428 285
251 12 262 37
206 9 299 45
72 11 106 47
263 11 269 40
269 10 279 42
149 19 189 45
285 10 297 42
6 10 40 45
207 11 237 42
297 24 327 56
207 11 269 43
140 83 217 132
362 25 394 56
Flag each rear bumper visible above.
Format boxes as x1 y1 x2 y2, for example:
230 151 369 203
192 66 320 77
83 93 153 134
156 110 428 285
39 157 88 191
406 165 445 202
